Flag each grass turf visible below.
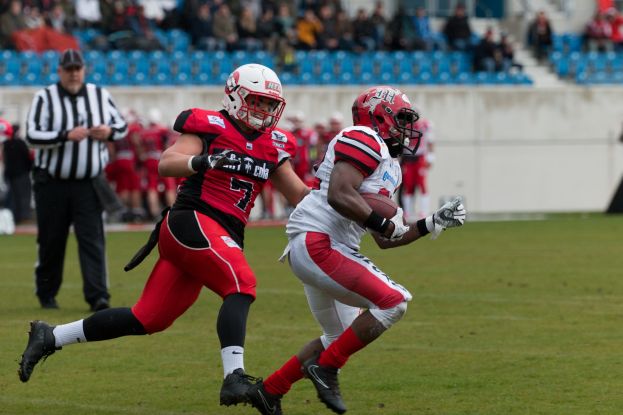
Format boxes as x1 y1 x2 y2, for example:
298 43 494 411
1 215 622 415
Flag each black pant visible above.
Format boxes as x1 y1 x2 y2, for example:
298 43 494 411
33 171 109 306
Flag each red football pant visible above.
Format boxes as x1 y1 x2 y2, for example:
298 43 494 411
132 211 256 334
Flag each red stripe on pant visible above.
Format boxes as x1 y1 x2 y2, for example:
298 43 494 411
304 232 403 309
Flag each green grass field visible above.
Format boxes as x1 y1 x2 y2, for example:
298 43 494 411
1 215 623 415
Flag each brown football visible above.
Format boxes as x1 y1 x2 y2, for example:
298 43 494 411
360 192 398 219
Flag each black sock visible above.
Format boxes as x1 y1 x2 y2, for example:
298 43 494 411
83 307 146 341
216 294 253 348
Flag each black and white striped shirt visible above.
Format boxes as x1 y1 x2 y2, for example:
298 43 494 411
26 82 128 180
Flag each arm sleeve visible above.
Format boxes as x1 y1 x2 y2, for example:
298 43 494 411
333 130 382 177
25 90 67 148
103 88 128 141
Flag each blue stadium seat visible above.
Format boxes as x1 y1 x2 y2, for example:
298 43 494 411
2 57 21 76
85 50 103 62
0 49 17 60
173 72 192 85
0 72 17 86
168 29 190 52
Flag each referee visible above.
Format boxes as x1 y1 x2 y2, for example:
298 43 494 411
26 49 127 311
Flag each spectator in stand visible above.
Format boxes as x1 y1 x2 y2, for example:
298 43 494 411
352 7 375 52
296 8 323 50
412 6 438 51
257 7 277 52
498 32 523 72
213 3 239 51
0 0 27 49
1 121 33 224
105 0 134 49
388 4 418 51
74 0 101 28
316 4 340 50
443 2 472 51
23 4 45 29
335 9 355 51
473 27 497 72
606 7 623 51
46 3 71 33
237 5 262 51
189 3 222 50
369 0 388 50
585 10 613 52
527 10 553 62
127 4 164 51
274 2 296 42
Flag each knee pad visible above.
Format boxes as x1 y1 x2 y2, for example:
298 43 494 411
369 301 408 329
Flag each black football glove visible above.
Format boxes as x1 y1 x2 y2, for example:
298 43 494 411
191 149 240 171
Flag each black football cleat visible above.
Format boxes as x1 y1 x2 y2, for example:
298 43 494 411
247 380 283 415
18 320 60 382
303 356 347 414
219 368 257 406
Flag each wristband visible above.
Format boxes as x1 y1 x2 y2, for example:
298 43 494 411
188 156 198 173
416 219 430 236
425 215 436 232
363 211 389 234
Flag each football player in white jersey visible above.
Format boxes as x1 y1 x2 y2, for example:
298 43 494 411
247 86 466 415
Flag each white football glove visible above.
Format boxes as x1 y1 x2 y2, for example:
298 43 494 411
425 197 466 240
191 149 241 171
386 207 410 240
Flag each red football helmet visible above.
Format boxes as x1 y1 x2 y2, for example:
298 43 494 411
351 86 421 157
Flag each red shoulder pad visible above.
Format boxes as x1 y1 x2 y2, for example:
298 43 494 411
334 129 382 177
173 108 228 134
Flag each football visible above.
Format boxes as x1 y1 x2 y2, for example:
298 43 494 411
360 192 398 219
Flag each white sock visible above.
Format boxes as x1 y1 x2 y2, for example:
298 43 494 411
52 320 86 347
402 194 414 219
419 194 430 219
221 346 244 377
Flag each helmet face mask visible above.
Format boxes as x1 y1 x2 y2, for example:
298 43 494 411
223 64 285 132
352 86 422 157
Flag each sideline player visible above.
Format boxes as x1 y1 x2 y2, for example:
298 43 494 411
400 114 435 219
18 64 310 407
246 86 466 414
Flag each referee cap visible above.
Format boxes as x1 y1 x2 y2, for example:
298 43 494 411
59 49 85 69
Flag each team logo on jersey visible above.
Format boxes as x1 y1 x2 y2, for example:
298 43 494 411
243 157 254 174
207 115 225 128
272 141 285 148
382 171 398 186
246 142 253 150
271 131 287 142
216 149 273 180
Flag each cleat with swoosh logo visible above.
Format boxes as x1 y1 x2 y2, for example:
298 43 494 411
247 380 283 415
303 356 347 414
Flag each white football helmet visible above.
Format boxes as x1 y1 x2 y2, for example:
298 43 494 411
222 63 286 132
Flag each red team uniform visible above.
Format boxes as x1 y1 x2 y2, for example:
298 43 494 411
106 121 141 194
132 108 297 328
401 117 434 219
138 122 177 193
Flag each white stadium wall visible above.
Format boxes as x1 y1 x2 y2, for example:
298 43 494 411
2 86 623 213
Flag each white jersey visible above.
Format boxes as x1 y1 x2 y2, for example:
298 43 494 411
287 125 402 250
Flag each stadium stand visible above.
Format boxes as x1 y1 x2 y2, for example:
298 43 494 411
0 1 533 87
